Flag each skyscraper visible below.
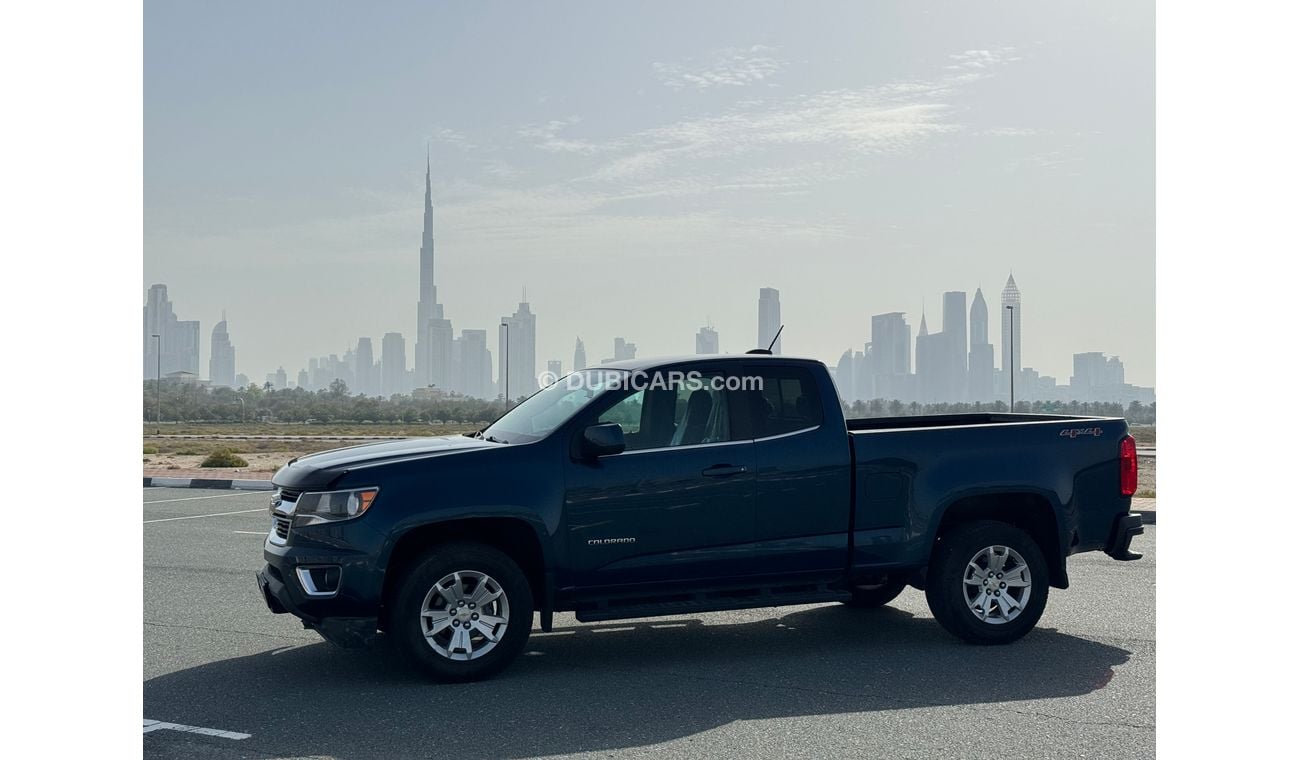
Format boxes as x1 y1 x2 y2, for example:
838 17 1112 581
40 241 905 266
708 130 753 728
1001 273 1022 377
381 332 407 397
613 337 636 361
968 288 995 401
546 360 562 384
573 337 587 371
208 311 236 387
457 329 492 399
915 310 945 402
942 291 968 401
757 287 782 354
414 152 445 388
696 325 719 354
870 312 911 401
354 337 374 395
428 318 454 390
499 299 537 401
143 284 200 378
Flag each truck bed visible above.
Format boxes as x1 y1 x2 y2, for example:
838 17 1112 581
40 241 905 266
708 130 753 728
846 412 1091 433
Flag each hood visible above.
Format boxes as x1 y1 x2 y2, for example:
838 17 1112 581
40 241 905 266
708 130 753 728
272 435 500 490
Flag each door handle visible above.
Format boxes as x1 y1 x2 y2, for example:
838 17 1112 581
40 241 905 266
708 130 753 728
702 465 748 478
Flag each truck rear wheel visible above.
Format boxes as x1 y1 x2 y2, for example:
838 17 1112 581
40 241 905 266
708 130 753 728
842 575 908 608
391 541 534 682
925 520 1048 645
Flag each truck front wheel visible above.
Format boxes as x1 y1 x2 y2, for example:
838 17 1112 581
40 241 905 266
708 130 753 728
925 520 1049 645
391 541 534 682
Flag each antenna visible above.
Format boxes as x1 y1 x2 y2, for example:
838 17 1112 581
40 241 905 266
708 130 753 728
768 324 784 352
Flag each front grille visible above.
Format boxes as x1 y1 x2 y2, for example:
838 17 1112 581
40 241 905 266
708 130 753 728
278 488 303 503
273 516 291 540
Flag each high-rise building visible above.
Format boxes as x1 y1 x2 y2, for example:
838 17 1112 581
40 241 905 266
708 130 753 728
208 311 236 387
499 300 537 401
381 332 407 397
456 329 492 399
870 312 911 401
834 349 858 402
757 287 782 354
613 337 637 361
428 318 455 390
354 337 374 395
274 367 287 390
915 310 945 403
696 325 719 354
546 360 562 384
1001 273 1022 377
235 373 250 389
942 291 968 401
573 337 587 371
968 288 995 401
143 284 200 379
414 153 445 388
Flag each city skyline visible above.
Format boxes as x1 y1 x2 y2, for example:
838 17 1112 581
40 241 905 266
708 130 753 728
145 2 1153 387
141 156 1155 403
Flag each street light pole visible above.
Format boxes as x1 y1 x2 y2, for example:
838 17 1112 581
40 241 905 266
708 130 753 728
152 334 162 433
500 322 510 406
1004 305 1015 412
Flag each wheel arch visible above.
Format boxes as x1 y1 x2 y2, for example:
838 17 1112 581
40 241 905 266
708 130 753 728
380 516 553 630
930 491 1068 589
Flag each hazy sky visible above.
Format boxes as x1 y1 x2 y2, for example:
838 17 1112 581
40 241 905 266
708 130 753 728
144 0 1154 387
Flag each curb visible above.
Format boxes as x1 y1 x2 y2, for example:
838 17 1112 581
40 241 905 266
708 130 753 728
144 477 274 491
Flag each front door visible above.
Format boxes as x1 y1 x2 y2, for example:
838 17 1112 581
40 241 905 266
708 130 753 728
562 368 756 590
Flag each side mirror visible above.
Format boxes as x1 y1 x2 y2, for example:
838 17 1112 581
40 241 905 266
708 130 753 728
581 423 625 458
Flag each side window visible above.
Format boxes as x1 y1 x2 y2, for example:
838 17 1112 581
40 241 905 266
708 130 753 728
597 391 643 436
596 373 732 451
748 367 823 438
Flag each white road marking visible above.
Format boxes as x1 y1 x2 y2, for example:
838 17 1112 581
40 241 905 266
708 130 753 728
232 530 267 535
144 508 266 524
144 492 252 504
143 718 250 740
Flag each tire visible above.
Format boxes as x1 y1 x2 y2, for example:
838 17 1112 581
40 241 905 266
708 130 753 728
391 541 534 682
842 575 908 608
924 520 1049 645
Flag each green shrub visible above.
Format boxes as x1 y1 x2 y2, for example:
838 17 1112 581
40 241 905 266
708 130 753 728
200 449 249 468
1134 489 1156 499
175 448 201 456
143 445 159 455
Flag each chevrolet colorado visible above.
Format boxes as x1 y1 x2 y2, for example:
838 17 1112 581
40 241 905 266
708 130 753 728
257 354 1143 682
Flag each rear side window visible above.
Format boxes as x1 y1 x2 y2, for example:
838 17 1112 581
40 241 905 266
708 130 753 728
746 367 823 438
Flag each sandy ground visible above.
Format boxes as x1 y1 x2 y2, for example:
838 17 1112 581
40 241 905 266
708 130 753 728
143 451 303 477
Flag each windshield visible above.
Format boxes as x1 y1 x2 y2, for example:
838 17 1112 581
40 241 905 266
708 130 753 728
481 369 628 444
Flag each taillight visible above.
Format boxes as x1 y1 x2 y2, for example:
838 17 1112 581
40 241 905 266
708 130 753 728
1119 435 1138 496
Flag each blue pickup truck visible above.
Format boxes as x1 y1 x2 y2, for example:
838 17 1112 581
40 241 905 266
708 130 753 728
258 354 1143 682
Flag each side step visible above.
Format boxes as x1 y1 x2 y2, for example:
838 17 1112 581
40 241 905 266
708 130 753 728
573 583 851 623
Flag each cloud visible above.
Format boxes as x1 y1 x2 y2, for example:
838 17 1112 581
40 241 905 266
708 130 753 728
516 116 606 154
653 45 785 91
946 47 1022 72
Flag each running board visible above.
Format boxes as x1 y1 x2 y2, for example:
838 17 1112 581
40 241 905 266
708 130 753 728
573 583 852 623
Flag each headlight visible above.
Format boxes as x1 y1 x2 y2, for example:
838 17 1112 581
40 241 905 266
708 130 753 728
291 487 379 526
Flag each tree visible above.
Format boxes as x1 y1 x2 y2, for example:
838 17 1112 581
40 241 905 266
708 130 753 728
329 378 349 397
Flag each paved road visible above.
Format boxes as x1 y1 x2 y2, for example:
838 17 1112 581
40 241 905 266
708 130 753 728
144 487 1155 759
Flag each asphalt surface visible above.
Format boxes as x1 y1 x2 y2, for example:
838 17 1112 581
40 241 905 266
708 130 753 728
144 487 1155 759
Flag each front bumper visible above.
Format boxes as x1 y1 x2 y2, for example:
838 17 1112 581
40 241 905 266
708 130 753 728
257 523 384 647
1104 512 1145 561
